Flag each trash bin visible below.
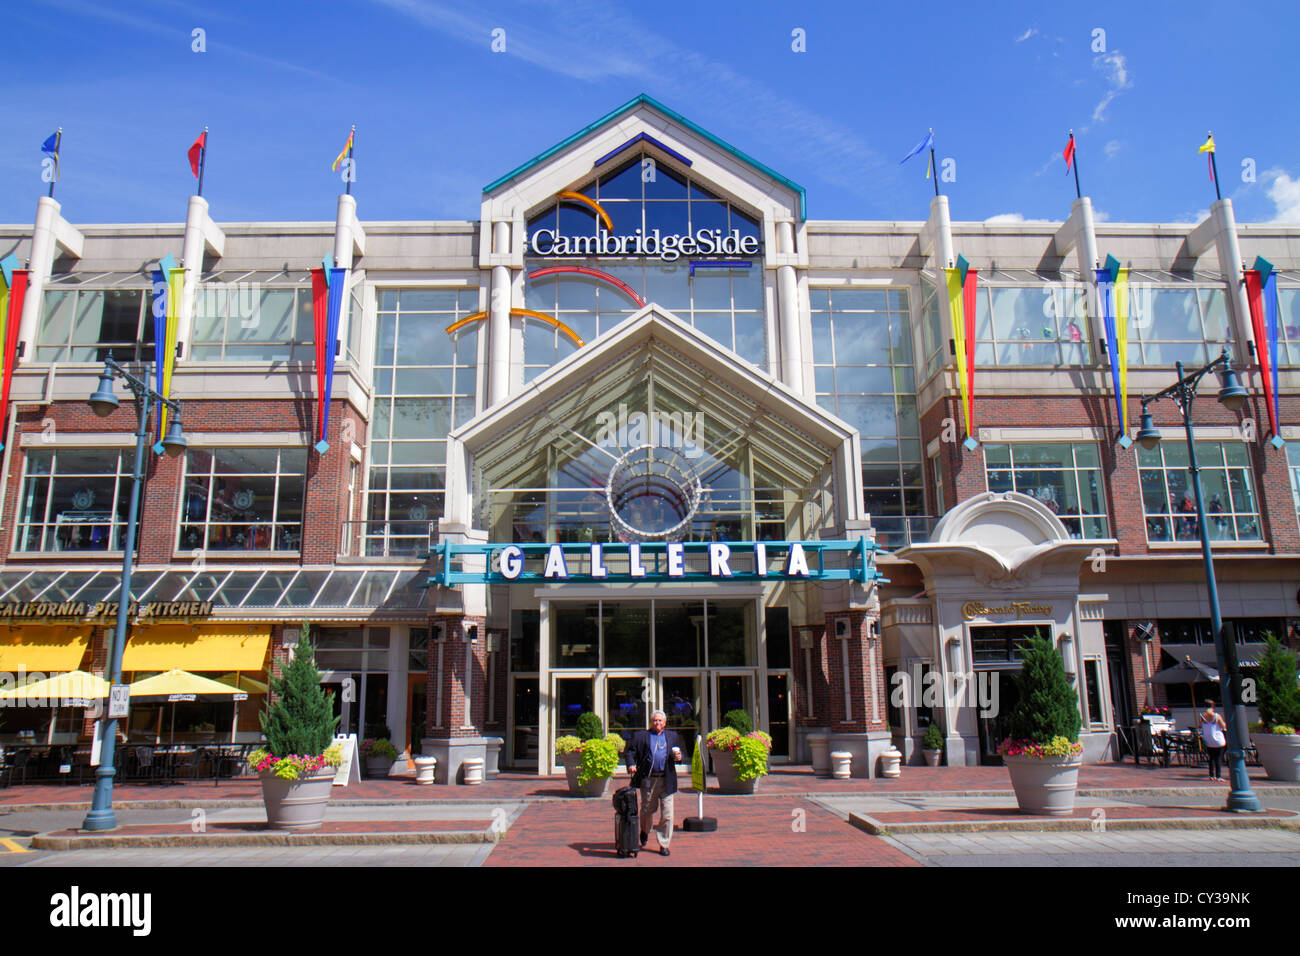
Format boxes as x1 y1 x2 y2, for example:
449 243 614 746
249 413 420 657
830 751 852 780
879 746 901 778
462 757 485 785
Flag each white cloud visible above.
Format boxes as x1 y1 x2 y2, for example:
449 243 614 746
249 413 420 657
1093 209 1111 222
1090 52 1132 123
1015 28 1037 42
1104 140 1121 159
1264 168 1300 223
984 213 1055 224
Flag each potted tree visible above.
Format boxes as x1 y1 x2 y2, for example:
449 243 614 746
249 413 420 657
706 712 771 794
998 634 1084 816
1251 635 1300 782
921 722 945 767
248 636 343 831
555 712 625 797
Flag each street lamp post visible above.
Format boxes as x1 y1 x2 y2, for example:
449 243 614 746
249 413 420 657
1134 348 1262 813
81 358 187 832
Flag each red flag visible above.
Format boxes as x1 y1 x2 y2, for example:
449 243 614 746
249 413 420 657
188 131 207 178
1063 134 1076 173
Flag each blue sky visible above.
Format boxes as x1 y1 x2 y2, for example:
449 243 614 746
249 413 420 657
3 0 1297 227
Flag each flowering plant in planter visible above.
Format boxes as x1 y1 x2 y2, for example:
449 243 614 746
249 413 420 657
360 738 398 760
253 632 341 779
1255 636 1300 734
248 743 343 780
706 727 773 782
555 732 626 786
1140 705 1171 718
998 736 1083 760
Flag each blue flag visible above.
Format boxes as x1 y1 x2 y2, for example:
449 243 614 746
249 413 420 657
41 131 60 180
899 130 934 165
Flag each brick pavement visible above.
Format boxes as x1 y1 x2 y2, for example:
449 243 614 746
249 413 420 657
482 796 921 866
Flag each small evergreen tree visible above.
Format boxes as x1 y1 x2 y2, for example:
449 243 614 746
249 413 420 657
922 722 945 751
261 637 339 757
1256 635 1300 730
575 711 603 741
1006 635 1082 744
723 709 753 734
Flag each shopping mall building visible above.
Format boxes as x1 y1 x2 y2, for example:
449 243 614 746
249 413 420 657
1 95 1298 779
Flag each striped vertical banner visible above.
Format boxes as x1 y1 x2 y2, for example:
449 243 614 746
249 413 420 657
154 267 183 449
311 268 347 452
1097 255 1130 445
945 256 978 449
1243 257 1284 448
0 269 28 452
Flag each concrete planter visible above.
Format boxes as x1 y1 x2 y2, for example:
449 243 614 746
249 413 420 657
260 769 334 831
365 756 392 778
922 749 942 767
558 751 611 797
808 734 831 776
413 756 437 784
1252 732 1300 782
1004 753 1082 816
709 748 757 794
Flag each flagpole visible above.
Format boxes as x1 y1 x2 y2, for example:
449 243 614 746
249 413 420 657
345 127 355 197
48 128 62 199
929 144 939 198
1208 131 1221 202
1070 131 1081 200
197 127 208 198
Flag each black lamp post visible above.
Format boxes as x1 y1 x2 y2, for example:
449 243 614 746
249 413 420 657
81 358 186 832
1135 348 1260 813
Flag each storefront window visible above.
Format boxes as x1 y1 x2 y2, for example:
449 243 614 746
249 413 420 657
14 449 134 552
984 443 1110 538
1278 287 1300 365
1137 442 1260 542
972 282 1092 367
38 288 154 363
189 286 312 362
178 447 306 552
368 288 479 556
1127 283 1231 367
810 288 923 548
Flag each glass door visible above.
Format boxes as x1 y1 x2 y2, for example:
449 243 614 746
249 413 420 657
510 676 538 767
976 668 1021 765
604 674 648 746
551 674 595 753
407 675 426 758
712 671 756 731
659 671 702 762
767 673 791 759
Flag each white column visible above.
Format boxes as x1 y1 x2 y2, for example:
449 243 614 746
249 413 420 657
331 194 367 359
19 197 84 355
389 625 409 755
776 221 802 392
538 599 551 775
1210 199 1254 352
177 196 225 359
488 220 512 407
930 195 954 270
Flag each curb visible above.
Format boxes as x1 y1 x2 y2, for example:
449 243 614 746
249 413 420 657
849 811 1300 836
30 828 501 851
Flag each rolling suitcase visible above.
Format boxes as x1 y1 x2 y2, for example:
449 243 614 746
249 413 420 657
612 784 640 858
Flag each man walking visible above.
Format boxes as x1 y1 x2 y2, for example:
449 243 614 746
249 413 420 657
625 709 684 856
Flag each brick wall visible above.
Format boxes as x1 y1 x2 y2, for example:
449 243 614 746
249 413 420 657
821 610 888 733
425 614 487 739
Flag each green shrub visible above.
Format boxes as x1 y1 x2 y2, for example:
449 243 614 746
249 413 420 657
922 723 945 751
575 711 604 741
554 735 582 756
1256 635 1300 732
368 738 398 761
1005 635 1081 745
260 637 339 758
732 734 772 782
723 709 753 734
705 727 741 750
577 736 621 785
604 732 627 754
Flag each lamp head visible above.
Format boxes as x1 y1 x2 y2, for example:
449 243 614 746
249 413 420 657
160 419 187 458
1135 408 1161 451
1217 364 1248 413
88 367 120 418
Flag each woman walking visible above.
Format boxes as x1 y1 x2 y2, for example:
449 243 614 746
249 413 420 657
1199 699 1228 781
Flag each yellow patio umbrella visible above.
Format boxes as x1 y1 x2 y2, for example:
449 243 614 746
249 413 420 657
217 672 269 695
128 669 248 745
0 671 110 745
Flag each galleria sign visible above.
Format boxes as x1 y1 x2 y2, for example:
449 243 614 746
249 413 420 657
529 227 760 261
500 541 810 580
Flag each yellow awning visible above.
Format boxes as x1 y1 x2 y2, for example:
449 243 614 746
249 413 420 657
122 625 271 672
0 627 91 672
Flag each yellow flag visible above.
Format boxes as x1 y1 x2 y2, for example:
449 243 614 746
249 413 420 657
1198 134 1215 154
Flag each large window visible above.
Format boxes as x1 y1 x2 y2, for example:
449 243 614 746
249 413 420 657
523 159 765 376
37 288 154 363
367 288 479 556
15 450 135 552
984 443 1110 538
179 448 307 552
1287 443 1300 527
972 280 1093 367
1137 442 1260 542
1127 281 1231 367
191 286 314 362
1277 286 1300 365
811 288 923 546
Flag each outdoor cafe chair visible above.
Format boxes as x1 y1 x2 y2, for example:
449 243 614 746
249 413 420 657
1 747 32 788
169 747 206 785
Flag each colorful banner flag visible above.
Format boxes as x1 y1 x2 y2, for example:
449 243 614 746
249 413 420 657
900 129 934 179
188 131 207 178
153 267 183 448
944 256 978 449
1198 133 1215 181
1244 257 1283 448
41 131 60 181
332 127 355 173
0 270 29 452
311 267 347 452
1063 133 1076 173
1097 255 1130 444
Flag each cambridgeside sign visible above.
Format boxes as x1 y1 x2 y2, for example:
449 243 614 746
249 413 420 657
530 227 760 261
